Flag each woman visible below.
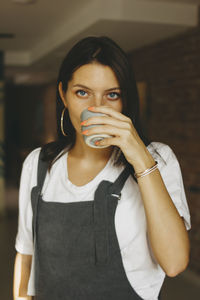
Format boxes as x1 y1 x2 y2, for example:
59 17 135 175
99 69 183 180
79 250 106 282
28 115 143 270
13 36 191 300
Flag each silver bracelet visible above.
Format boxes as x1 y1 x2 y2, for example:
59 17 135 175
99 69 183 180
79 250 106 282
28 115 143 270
134 161 158 179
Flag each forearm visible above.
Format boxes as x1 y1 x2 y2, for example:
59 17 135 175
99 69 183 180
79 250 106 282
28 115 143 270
133 149 190 277
13 252 33 300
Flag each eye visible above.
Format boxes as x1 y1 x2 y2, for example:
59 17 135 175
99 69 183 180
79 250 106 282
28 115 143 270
76 89 88 97
107 92 121 100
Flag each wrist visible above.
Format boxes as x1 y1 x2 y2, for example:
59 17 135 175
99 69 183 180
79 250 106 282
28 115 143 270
132 148 156 174
134 161 158 179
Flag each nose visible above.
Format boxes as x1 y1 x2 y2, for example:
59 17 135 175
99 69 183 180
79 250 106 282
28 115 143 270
92 94 106 107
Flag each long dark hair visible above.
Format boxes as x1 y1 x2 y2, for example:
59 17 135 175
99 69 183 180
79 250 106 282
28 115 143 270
42 36 151 179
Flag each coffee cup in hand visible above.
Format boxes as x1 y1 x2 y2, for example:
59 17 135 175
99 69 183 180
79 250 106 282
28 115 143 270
80 108 113 148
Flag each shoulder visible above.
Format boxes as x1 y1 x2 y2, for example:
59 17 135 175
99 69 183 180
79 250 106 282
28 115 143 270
22 147 42 172
147 141 178 166
147 142 183 185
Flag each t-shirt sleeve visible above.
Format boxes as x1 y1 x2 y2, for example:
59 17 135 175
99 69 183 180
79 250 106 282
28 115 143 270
15 147 41 255
148 142 191 231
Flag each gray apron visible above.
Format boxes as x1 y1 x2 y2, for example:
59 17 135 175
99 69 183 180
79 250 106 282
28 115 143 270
31 149 162 300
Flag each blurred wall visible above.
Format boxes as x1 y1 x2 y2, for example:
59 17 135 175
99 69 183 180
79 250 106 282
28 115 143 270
129 26 200 275
5 83 56 188
43 83 57 144
0 51 5 216
5 84 43 187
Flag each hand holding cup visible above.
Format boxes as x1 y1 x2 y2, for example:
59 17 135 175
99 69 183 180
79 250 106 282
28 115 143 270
80 108 113 148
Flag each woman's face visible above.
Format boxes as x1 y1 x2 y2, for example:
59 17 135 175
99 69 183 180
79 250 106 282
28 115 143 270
59 62 123 136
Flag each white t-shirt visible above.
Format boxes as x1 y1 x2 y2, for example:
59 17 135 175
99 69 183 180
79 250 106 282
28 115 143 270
15 141 191 300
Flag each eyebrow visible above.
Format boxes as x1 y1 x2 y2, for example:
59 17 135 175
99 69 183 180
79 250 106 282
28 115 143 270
72 84 121 91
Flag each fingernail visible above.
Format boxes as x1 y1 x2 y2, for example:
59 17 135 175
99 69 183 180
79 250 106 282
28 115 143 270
88 106 95 111
82 130 89 135
80 120 87 126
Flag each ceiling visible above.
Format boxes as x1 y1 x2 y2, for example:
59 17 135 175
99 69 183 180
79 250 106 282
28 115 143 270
0 0 199 84
153 0 200 3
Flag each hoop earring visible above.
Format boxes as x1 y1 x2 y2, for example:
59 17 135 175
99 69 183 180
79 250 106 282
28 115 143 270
61 107 68 136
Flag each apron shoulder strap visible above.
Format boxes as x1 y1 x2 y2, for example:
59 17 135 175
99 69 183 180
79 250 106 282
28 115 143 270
108 164 131 197
31 147 49 241
37 147 49 191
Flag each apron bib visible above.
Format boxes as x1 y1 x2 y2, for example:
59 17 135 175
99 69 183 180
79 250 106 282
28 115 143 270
31 149 161 300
